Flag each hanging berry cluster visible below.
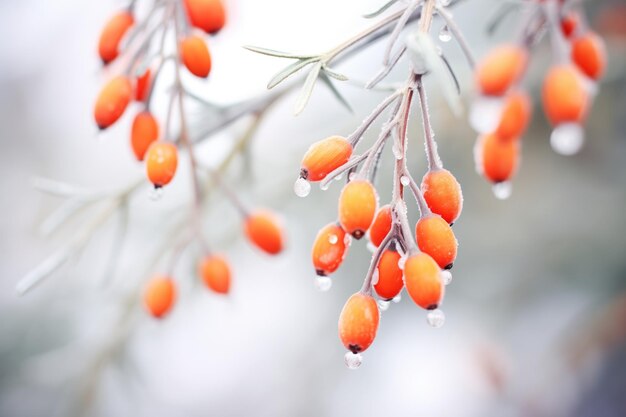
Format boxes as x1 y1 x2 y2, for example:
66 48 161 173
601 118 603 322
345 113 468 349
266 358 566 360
471 0 606 198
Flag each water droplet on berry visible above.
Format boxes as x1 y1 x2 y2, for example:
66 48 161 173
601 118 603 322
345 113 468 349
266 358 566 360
427 309 446 328
378 299 390 311
492 181 512 200
314 276 332 292
550 123 584 156
438 25 451 42
328 234 338 244
392 294 402 303
400 175 410 186
148 186 163 201
344 351 363 369
441 270 452 286
293 177 311 197
470 97 503 134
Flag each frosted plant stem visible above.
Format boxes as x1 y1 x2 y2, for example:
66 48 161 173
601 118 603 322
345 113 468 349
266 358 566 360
436 5 476 68
416 77 442 171
360 231 395 295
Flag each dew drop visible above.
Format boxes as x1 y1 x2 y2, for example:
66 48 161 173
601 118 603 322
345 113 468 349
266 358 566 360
492 181 512 200
328 234 338 244
293 177 311 197
441 270 453 286
469 97 503 134
148 186 163 201
343 234 353 246
335 174 344 181
392 294 402 303
398 255 407 270
400 175 410 186
439 0 451 6
550 123 584 156
426 309 446 328
314 276 332 292
378 299 390 311
344 351 363 369
320 182 330 191
392 144 402 160
438 25 452 42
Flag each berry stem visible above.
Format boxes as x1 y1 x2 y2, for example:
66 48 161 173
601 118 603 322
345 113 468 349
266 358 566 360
416 77 443 171
435 4 476 68
359 229 395 295
347 89 402 147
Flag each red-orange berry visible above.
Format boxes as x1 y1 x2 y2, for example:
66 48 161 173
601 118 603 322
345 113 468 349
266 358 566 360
94 76 132 130
421 169 463 225
476 44 528 96
571 32 607 81
374 249 403 300
181 35 212 78
300 136 353 182
338 179 378 239
312 223 349 276
404 253 443 310
338 292 380 353
143 275 176 318
183 0 226 34
135 69 152 102
198 255 231 294
98 11 134 65
131 111 159 161
415 215 458 270
561 11 579 38
244 210 284 255
145 141 178 187
494 90 532 141
542 65 588 126
476 133 520 183
368 205 392 247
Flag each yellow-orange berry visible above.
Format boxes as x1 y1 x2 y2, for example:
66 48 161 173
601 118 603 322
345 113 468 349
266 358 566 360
374 249 403 300
98 11 134 65
198 255 231 294
338 179 378 239
415 215 458 270
368 205 392 247
476 133 520 183
421 169 463 225
476 44 528 96
300 136 353 182
143 276 176 318
542 65 588 126
135 69 151 102
181 35 212 78
338 292 380 353
312 223 348 276
145 141 178 187
94 76 132 130
404 253 443 310
245 210 284 255
131 111 159 161
494 90 532 141
572 32 607 81
183 0 226 34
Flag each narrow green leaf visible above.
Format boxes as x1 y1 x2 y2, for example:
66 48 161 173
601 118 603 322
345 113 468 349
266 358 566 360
294 62 322 116
321 73 353 114
243 45 316 60
267 58 317 89
363 0 399 19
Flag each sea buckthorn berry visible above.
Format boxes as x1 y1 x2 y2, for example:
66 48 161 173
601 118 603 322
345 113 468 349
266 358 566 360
404 253 444 310
245 210 284 255
542 65 588 126
421 169 463 225
476 44 528 96
312 223 349 276
338 292 380 353
145 141 178 187
494 91 532 141
98 11 134 65
135 69 152 102
561 11 579 38
415 215 458 270
374 248 403 300
181 35 212 78
571 32 607 81
94 76 132 130
183 0 226 34
338 179 378 239
476 133 520 183
198 255 231 294
369 205 392 247
300 136 353 182
143 276 176 318
131 111 159 161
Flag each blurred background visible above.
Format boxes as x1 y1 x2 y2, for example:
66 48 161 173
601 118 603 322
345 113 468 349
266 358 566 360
1 0 625 416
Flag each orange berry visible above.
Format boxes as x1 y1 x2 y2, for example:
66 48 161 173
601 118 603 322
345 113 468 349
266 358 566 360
494 90 532 141
374 248 403 300
338 179 378 239
143 276 176 318
300 136 353 182
415 215 458 270
312 223 349 276
131 111 159 161
421 169 463 225
572 32 607 80
244 210 284 255
145 141 178 187
181 35 212 78
404 253 443 310
135 69 152 102
98 11 134 65
198 255 231 294
338 292 380 353
561 11 579 38
183 0 226 34
542 65 588 126
476 44 528 96
368 205 392 247
94 76 132 130
476 133 520 183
